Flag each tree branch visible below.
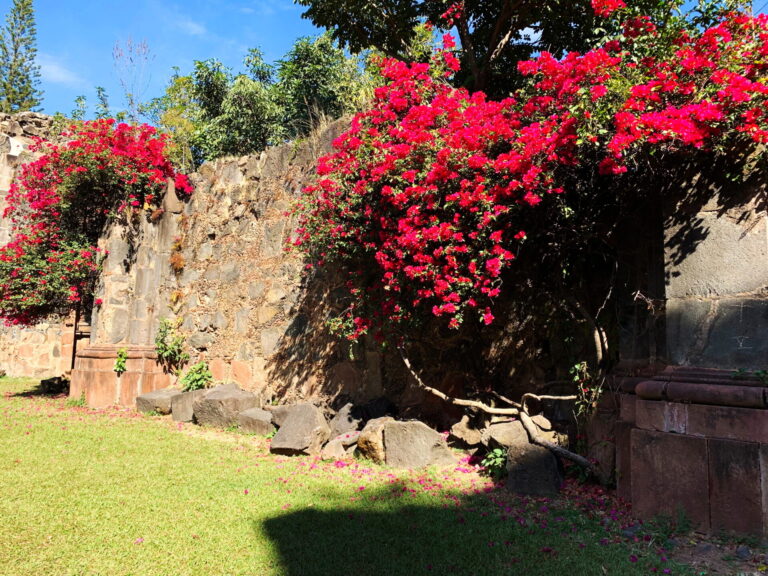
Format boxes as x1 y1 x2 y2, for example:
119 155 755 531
400 349 593 472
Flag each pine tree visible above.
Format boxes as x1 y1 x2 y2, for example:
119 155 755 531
0 0 42 113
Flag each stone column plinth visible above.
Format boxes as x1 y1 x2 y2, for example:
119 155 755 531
69 345 172 408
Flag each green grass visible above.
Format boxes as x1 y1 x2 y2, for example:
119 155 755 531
0 377 692 576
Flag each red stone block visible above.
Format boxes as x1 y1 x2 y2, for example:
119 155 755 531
84 371 119 408
687 404 768 444
630 429 710 531
118 372 142 407
708 438 763 535
615 421 632 501
619 394 637 424
634 399 688 434
231 360 252 387
209 357 227 381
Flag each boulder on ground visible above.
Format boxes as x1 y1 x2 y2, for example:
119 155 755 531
136 387 183 415
449 414 484 447
320 438 348 461
482 416 558 449
238 407 274 435
382 421 457 469
333 430 361 447
172 389 208 422
328 403 363 438
356 416 395 464
193 383 261 428
263 404 292 428
505 441 563 496
270 403 330 456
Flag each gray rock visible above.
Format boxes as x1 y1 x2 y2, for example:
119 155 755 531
332 430 361 447
382 421 457 469
136 388 183 415
329 403 363 438
449 415 484 446
735 545 752 561
357 416 395 463
189 331 214 350
263 404 292 428
193 383 261 428
172 389 208 422
320 438 348 461
482 420 528 448
270 403 331 456
505 442 563 496
238 407 274 435
482 418 557 449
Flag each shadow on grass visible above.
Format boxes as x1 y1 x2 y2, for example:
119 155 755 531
259 482 662 576
9 377 68 398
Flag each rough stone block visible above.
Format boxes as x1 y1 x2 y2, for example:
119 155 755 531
630 429 709 531
193 383 261 428
708 438 762 535
449 415 484 447
328 403 363 439
383 421 457 469
264 404 292 428
505 442 563 497
357 416 395 464
320 438 348 461
136 387 182 415
238 407 274 435
172 389 208 422
270 403 330 456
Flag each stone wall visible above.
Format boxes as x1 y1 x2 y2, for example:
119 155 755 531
75 119 389 407
0 113 78 378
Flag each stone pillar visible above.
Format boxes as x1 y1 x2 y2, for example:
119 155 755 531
70 182 182 407
618 186 768 535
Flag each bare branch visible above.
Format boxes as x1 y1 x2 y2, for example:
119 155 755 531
400 350 593 472
519 411 594 470
400 351 520 416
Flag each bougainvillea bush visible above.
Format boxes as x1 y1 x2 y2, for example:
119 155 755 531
296 3 768 348
0 119 192 324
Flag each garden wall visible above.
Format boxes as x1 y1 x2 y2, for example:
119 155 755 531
72 119 390 408
0 113 81 378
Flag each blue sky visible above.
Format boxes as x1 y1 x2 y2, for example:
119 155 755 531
27 0 321 116
17 1 768 118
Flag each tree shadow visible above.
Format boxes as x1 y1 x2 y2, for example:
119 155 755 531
257 480 659 576
661 149 768 276
9 377 68 398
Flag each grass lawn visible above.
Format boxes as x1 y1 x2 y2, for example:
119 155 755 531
0 376 694 576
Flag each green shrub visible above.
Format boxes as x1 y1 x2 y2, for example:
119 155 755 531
179 361 212 392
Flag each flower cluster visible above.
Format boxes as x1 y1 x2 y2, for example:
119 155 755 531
298 11 768 341
0 119 193 324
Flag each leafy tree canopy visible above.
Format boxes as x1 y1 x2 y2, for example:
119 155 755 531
295 0 748 96
0 0 41 112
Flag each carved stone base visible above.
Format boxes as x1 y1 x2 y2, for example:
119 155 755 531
618 366 768 535
69 345 172 408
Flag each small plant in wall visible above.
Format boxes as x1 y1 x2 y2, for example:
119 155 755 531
179 361 212 392
169 236 185 275
113 347 128 376
154 317 189 374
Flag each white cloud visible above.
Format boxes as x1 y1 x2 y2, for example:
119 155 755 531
37 53 88 89
242 0 299 16
176 17 207 36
